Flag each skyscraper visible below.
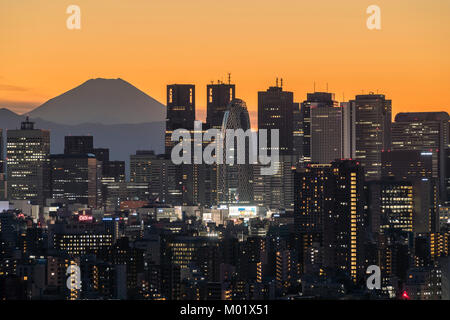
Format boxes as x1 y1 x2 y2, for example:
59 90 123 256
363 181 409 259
352 93 392 180
165 84 195 156
300 92 337 162
294 160 366 282
258 82 294 155
206 81 235 130
310 97 342 164
7 118 50 205
392 112 449 202
218 99 253 205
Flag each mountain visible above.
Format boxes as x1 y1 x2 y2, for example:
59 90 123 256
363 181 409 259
28 78 166 125
0 108 23 127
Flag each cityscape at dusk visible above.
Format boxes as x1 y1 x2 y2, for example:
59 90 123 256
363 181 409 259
1 0 450 311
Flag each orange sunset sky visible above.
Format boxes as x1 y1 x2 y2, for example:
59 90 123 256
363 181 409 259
1 0 449 128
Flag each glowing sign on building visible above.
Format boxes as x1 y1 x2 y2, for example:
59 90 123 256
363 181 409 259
78 215 93 222
228 206 257 218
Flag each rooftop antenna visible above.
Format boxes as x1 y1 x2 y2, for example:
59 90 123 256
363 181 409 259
276 77 279 87
228 73 231 85
280 78 283 88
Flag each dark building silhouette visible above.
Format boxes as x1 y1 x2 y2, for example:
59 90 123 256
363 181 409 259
93 148 110 163
382 150 435 181
92 148 125 183
64 136 94 155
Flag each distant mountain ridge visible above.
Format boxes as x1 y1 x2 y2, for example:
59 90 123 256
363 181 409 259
28 78 166 125
0 107 164 164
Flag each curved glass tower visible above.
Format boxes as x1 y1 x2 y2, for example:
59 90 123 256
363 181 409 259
217 99 254 205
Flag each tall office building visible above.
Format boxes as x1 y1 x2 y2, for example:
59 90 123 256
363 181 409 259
381 150 440 234
206 81 235 129
310 98 342 164
50 154 100 208
258 82 294 155
300 92 337 162
392 112 449 202
165 84 195 155
64 136 94 155
366 180 414 235
351 93 392 181
7 118 50 205
218 99 253 205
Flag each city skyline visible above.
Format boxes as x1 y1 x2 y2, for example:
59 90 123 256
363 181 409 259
2 0 450 303
1 0 450 127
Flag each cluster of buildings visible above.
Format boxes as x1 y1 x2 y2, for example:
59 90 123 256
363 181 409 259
1 79 450 300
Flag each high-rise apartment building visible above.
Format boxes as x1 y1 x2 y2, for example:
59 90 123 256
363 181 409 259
294 160 366 282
